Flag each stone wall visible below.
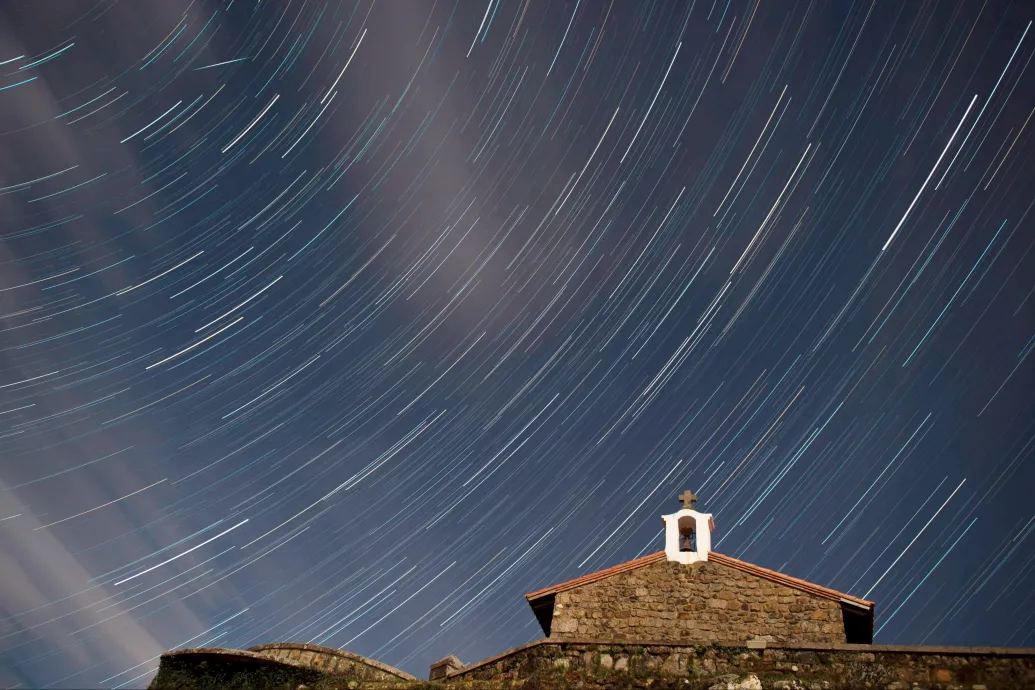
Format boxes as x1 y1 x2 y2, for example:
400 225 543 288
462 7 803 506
550 559 846 644
451 639 1035 690
148 644 417 690
248 642 417 681
149 640 1035 690
149 647 323 690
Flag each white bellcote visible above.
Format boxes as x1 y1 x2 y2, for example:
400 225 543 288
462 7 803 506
662 490 714 565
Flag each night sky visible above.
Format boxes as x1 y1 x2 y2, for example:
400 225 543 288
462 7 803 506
0 0 1033 687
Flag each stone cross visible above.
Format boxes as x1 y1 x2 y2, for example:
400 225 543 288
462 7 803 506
678 490 697 509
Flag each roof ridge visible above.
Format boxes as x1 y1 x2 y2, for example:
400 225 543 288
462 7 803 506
524 551 665 600
524 550 872 609
709 552 873 608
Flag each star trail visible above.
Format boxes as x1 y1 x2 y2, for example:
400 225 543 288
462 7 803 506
0 0 1033 687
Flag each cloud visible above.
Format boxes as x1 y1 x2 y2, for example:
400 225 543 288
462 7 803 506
0 477 166 685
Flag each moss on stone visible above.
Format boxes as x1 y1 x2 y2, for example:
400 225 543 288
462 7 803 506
149 655 323 690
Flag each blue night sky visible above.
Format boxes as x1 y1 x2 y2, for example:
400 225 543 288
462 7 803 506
0 1 1033 687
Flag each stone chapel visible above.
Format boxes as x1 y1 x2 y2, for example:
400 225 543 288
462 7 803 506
152 491 1035 689
523 490 874 646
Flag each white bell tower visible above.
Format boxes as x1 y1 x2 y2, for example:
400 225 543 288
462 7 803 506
662 490 714 565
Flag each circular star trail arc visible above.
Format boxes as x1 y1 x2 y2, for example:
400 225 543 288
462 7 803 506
0 1 1033 687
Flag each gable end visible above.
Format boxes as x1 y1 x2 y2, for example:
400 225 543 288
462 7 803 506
525 551 874 643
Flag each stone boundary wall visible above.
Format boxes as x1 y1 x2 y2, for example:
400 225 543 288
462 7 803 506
149 647 323 690
449 639 1035 689
248 642 418 681
160 647 312 669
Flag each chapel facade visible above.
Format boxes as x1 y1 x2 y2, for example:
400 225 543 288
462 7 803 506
524 491 874 645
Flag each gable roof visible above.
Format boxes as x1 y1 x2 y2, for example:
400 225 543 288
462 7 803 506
524 551 875 643
525 551 668 601
525 550 873 610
